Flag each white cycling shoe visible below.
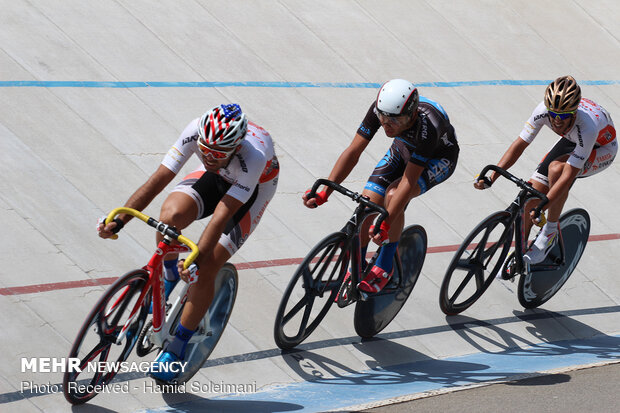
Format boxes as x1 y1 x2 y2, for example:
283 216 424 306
524 223 558 265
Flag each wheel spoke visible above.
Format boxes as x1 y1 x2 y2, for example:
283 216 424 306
274 232 346 349
455 256 483 272
298 296 316 335
449 268 477 303
316 251 347 295
440 212 512 315
281 294 311 326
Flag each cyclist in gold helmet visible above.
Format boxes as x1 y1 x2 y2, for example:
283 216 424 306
475 75 617 264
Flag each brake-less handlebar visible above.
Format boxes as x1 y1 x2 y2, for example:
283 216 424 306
105 207 199 270
309 179 389 232
479 165 550 219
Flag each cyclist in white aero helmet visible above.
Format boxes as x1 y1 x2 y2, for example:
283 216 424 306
303 79 459 294
97 103 279 382
476 75 617 265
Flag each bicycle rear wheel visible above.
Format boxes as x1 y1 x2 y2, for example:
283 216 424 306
440 211 512 315
518 208 590 308
63 269 149 405
354 225 427 338
273 232 348 349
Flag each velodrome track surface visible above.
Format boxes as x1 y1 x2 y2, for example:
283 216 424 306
0 1 618 412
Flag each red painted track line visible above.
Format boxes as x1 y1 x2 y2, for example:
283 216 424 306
2 233 619 296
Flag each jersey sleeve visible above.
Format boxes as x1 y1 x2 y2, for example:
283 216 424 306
519 102 548 144
567 115 598 169
356 102 381 140
161 118 200 174
225 146 267 204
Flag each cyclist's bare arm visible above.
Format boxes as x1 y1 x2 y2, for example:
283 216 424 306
303 134 370 208
98 165 176 238
475 137 529 189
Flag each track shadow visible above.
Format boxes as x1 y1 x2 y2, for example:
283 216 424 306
160 394 302 412
280 339 511 388
445 309 620 361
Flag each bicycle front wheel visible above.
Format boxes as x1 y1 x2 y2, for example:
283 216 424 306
440 211 512 315
63 269 149 405
273 232 349 349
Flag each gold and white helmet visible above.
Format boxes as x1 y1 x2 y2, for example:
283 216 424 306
544 75 581 113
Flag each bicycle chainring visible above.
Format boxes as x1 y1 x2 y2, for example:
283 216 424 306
336 276 355 308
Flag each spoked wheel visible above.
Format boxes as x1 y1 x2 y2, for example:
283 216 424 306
518 208 590 308
273 232 349 349
63 269 149 405
354 225 427 338
440 211 512 315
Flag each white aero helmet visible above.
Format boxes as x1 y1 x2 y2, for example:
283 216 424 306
376 79 419 116
198 103 248 149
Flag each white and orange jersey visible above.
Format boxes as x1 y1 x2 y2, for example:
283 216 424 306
520 99 616 169
162 120 278 204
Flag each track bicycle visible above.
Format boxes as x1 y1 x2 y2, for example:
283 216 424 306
63 207 238 404
273 179 427 349
439 165 590 315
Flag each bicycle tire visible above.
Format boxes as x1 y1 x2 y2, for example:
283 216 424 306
440 211 512 315
273 232 348 349
518 208 590 308
172 263 238 383
63 269 149 405
354 225 427 338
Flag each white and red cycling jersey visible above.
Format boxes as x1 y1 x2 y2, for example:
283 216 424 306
162 120 278 204
520 98 617 172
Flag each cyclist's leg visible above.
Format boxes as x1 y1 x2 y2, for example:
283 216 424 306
361 140 408 248
155 169 224 299
525 138 576 238
545 158 573 222
386 155 458 239
154 175 277 380
361 153 457 292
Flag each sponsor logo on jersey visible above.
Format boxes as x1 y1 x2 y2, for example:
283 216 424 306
597 153 612 163
440 132 453 147
234 182 251 192
534 113 548 121
252 202 269 226
426 158 451 181
167 146 183 163
237 155 248 173
182 135 198 145
359 125 371 135
420 117 429 140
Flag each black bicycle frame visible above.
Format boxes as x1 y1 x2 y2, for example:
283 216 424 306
309 179 389 300
479 165 565 274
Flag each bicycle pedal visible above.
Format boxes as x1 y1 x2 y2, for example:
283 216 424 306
359 291 369 301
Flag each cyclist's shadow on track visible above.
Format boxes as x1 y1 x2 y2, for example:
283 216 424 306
444 308 620 361
281 339 511 388
158 394 303 413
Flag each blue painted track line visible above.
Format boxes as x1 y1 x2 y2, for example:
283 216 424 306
139 333 620 413
0 79 619 88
